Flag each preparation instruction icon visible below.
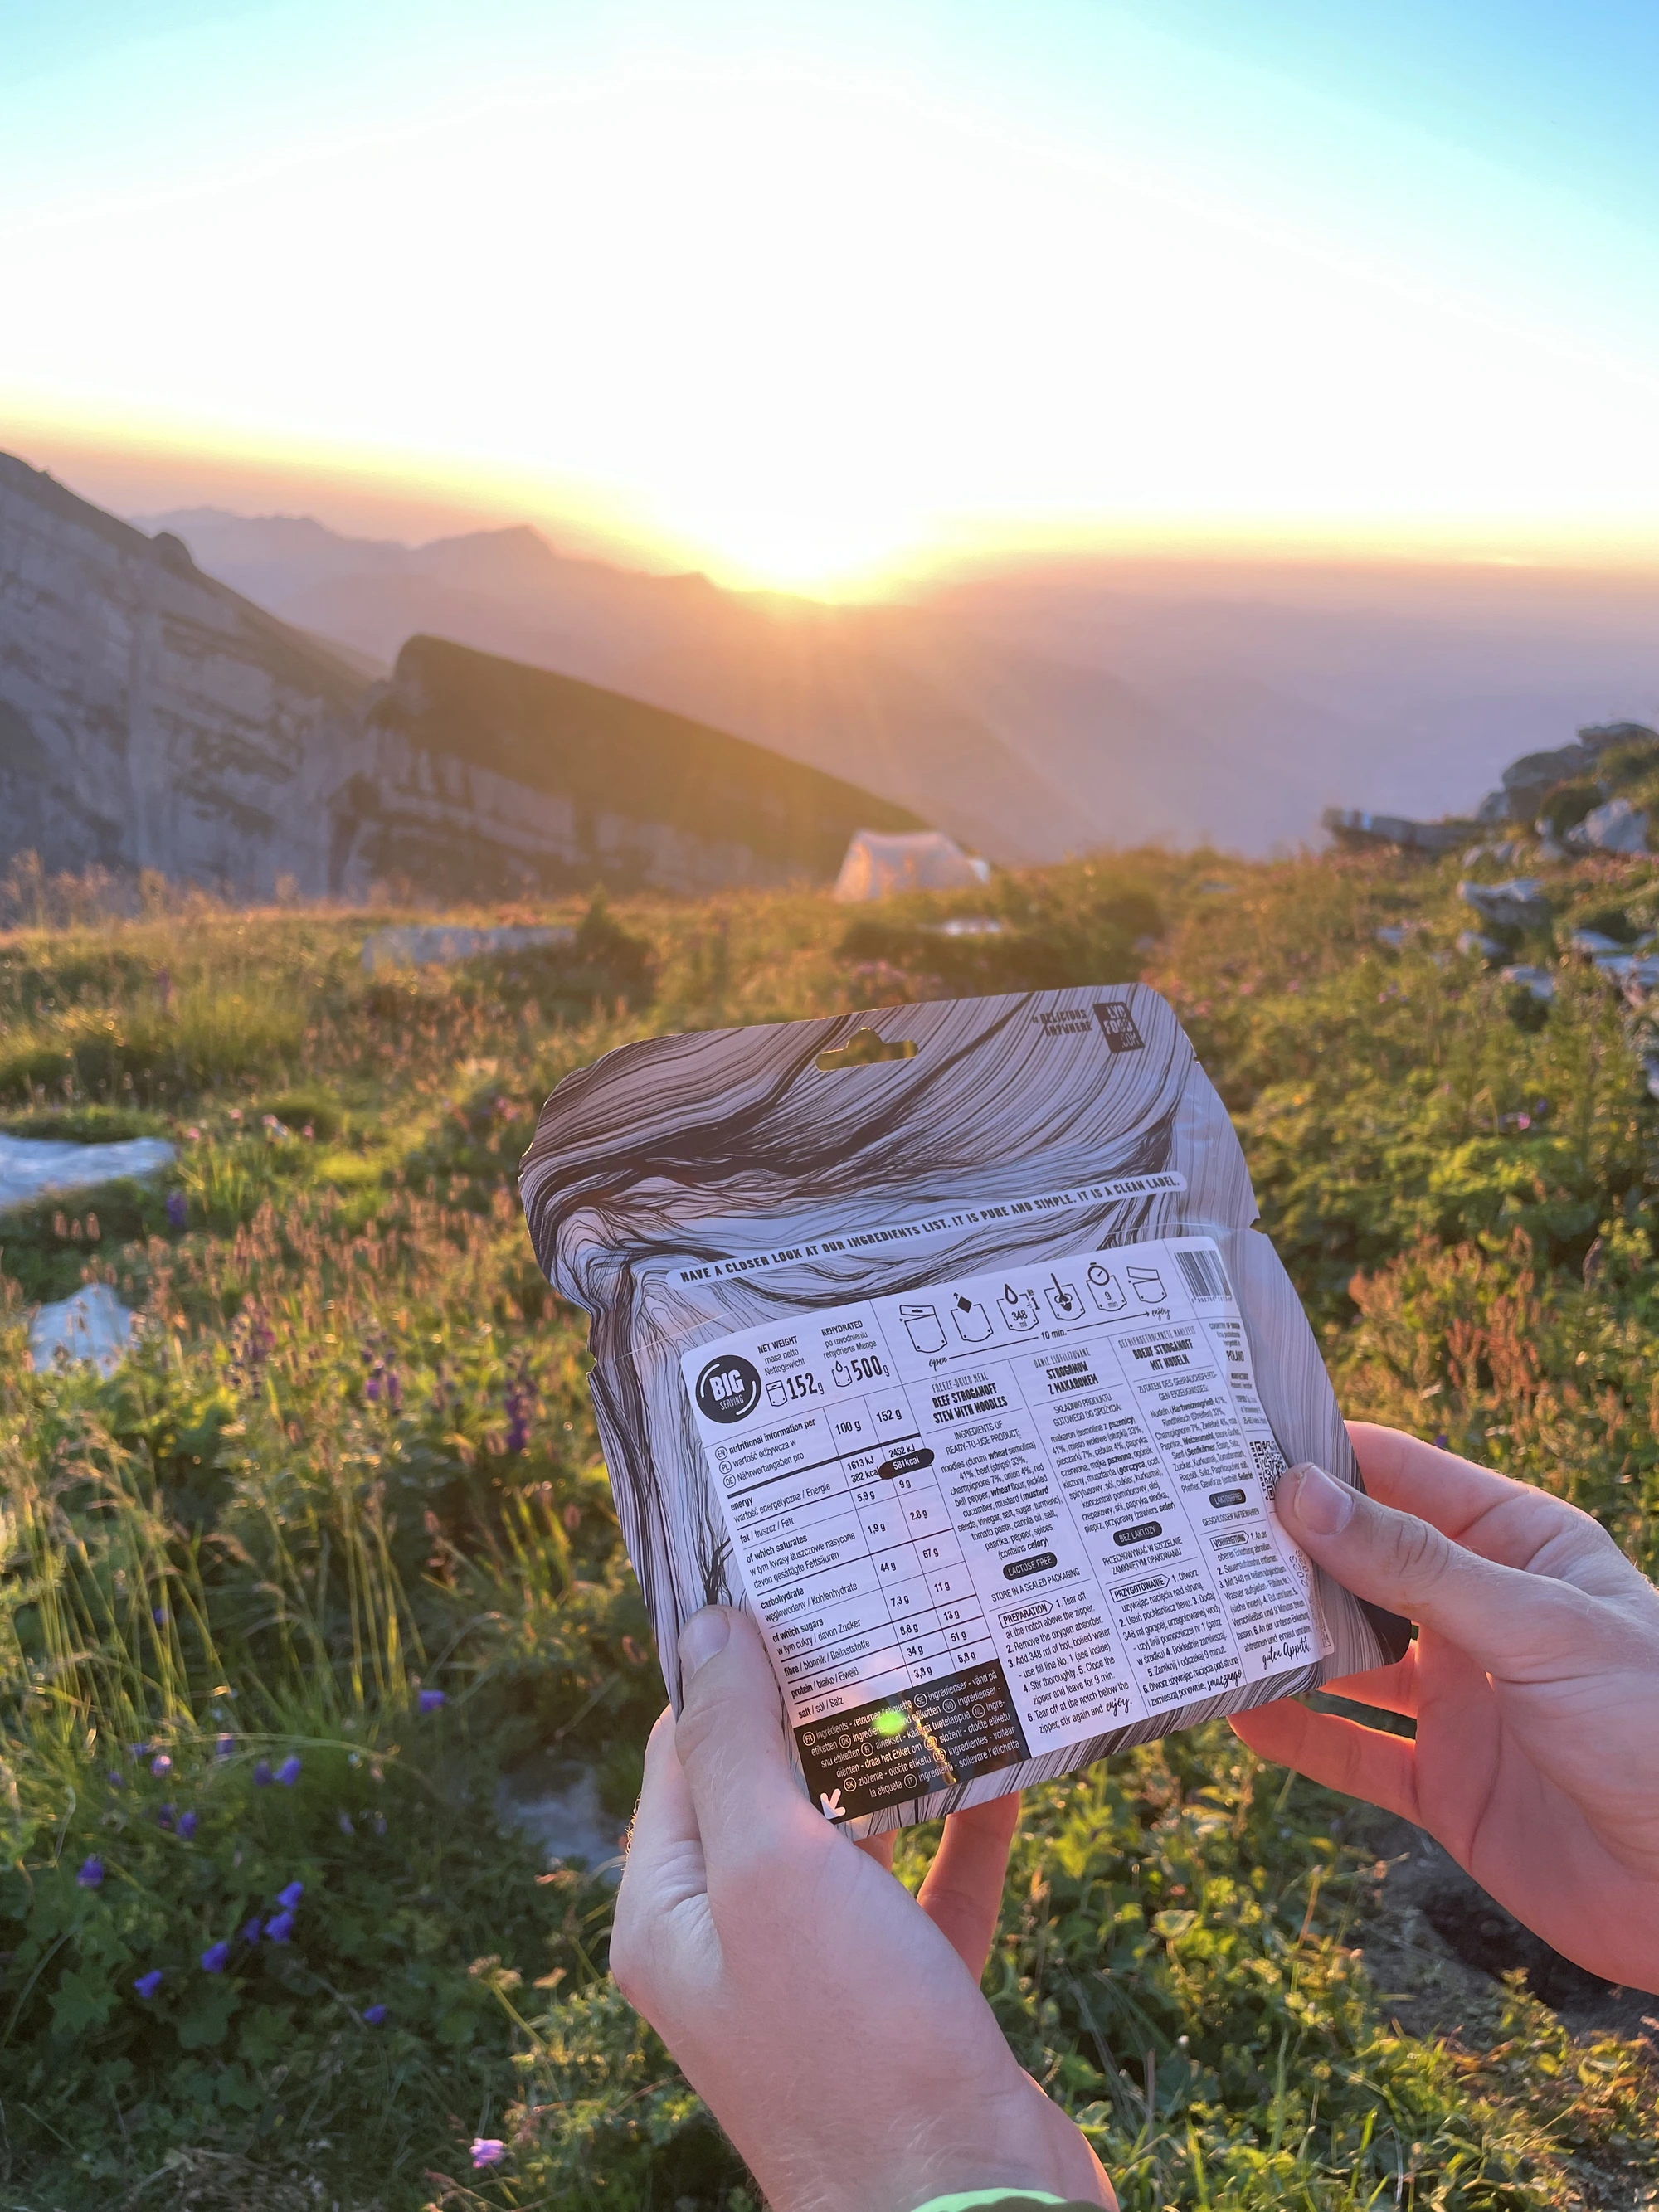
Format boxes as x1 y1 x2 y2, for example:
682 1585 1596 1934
952 1294 994 1343
1087 1260 1127 1312
1126 1264 1167 1304
999 1284 1041 1331
901 1303 947 1353
1045 1273 1081 1320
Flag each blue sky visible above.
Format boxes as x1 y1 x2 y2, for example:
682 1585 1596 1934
4 1 1657 583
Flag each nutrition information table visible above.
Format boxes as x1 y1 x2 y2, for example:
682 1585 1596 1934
682 1232 1330 1826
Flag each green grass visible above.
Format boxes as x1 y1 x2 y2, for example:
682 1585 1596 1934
1 855 1656 2209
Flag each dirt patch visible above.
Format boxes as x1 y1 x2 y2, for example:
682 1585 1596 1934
1351 1811 1658 2045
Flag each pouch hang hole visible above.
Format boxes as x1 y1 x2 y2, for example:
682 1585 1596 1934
815 1027 919 1072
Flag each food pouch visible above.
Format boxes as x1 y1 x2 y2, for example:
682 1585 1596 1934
520 985 1409 1837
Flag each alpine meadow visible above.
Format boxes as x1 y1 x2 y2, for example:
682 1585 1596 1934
2 841 1657 2212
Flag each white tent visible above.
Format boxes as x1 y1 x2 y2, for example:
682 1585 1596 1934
832 829 991 902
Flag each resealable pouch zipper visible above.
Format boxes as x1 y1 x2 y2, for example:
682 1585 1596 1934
520 985 1408 1838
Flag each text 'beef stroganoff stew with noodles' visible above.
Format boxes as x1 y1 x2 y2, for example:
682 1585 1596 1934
520 986 1408 1838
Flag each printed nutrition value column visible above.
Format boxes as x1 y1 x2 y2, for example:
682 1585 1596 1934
691 1349 995 1719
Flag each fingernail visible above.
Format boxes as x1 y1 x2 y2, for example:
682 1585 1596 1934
679 1607 731 1682
1287 1462 1355 1536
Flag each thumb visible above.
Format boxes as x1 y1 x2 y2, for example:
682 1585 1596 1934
1277 1461 1587 1679
674 1606 820 1869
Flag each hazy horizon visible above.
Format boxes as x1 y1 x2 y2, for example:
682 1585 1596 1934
7 1 1659 593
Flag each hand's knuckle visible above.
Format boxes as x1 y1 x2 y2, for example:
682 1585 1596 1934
672 1686 729 1771
1385 1510 1446 1587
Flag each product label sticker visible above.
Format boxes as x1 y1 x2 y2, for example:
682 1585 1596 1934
680 1235 1331 1823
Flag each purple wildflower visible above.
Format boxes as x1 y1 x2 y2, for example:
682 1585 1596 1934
1434 1432 1449 1449
200 1941 230 1974
417 1689 445 1714
470 2140 507 2171
361 2002 387 2025
253 1759 273 1787
275 1755 302 1787
504 1378 532 1454
76 1856 104 1889
338 1810 355 1835
385 1368 401 1412
157 1804 175 1831
365 1371 380 1402
264 1910 295 1943
275 1880 304 1910
177 1811 198 1840
107 1770 123 1788
215 1734 235 1761
134 1970 163 2000
152 1606 168 1625
150 1753 172 1778
241 1917 262 1943
165 1190 187 1230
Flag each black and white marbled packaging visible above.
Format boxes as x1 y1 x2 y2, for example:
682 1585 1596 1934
520 985 1408 1836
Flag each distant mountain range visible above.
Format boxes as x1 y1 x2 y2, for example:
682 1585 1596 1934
0 454 918 899
137 507 1659 860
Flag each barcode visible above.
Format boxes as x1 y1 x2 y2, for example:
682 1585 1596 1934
1175 1247 1228 1299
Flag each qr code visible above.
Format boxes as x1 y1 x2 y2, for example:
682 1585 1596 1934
1249 1437 1288 1498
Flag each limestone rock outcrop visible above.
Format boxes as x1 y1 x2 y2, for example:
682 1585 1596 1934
0 453 364 894
0 455 922 898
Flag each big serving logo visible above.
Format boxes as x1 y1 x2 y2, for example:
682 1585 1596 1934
695 1354 763 1424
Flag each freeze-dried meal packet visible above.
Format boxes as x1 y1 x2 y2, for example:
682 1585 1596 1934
520 985 1409 1837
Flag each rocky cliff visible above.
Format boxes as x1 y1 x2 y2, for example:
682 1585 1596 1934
0 455 919 898
0 454 366 893
353 635 923 899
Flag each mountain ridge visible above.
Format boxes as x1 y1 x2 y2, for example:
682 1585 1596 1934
2 456 922 900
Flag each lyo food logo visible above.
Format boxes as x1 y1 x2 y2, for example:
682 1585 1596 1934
695 1354 763 1425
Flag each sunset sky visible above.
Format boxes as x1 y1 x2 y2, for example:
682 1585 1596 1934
5 0 1659 589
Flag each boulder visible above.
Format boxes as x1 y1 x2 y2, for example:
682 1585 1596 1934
1458 878 1551 932
1499 744 1596 822
1578 721 1658 751
1499 964 1555 1004
1321 808 1466 853
1565 797 1648 856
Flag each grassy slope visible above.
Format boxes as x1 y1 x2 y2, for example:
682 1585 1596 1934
372 633 927 885
0 848 1656 2211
